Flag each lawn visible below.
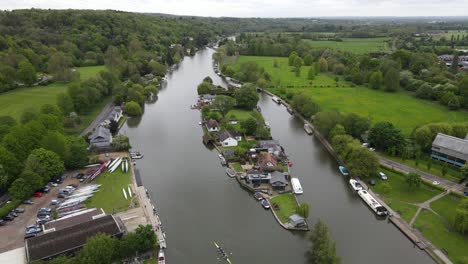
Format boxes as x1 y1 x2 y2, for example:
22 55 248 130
270 193 299 223
85 168 135 214
306 37 390 54
230 56 468 135
371 168 443 203
413 209 468 264
385 200 418 223
226 109 256 121
430 194 465 224
0 65 105 120
231 162 243 172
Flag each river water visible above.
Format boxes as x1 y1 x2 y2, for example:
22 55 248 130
120 48 432 264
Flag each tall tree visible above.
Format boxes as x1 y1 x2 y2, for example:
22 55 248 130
308 219 340 264
368 121 405 153
25 148 65 183
451 53 459 74
212 95 236 117
17 60 36 86
454 199 468 235
76 234 118 264
234 84 259 110
48 52 78 81
369 71 383 90
384 67 399 92
406 172 422 189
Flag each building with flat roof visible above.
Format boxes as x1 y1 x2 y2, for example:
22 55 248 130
431 133 468 167
25 214 125 262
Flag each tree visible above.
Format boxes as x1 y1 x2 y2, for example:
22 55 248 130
9 178 32 200
56 93 75 115
314 111 343 138
133 224 157 251
40 131 68 158
125 101 143 116
109 120 119 135
406 172 422 189
197 81 212 95
48 52 78 81
454 199 468 235
459 76 468 109
288 51 299 66
64 137 88 169
308 219 340 264
25 148 65 183
112 135 131 151
76 234 118 264
20 107 39 124
318 57 328 72
308 67 316 80
148 60 167 77
368 122 405 153
329 125 346 140
461 163 468 179
40 104 62 117
342 113 370 139
0 145 22 180
331 134 356 159
234 84 259 109
296 203 310 218
346 145 379 178
17 60 36 86
451 53 459 74
255 126 271 140
212 95 236 117
241 118 258 135
369 71 383 90
384 68 399 92
291 93 320 119
105 46 126 76
304 54 314 66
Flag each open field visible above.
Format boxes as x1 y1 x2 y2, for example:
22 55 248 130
0 65 105 120
226 109 256 121
230 56 468 135
413 209 468 264
385 200 418 223
371 168 443 203
306 38 389 54
85 169 135 214
430 194 465 223
270 193 298 223
430 30 468 40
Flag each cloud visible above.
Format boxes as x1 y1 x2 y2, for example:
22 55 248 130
1 0 468 16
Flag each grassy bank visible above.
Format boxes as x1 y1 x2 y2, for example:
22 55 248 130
270 193 299 223
306 37 389 54
0 65 105 120
85 168 135 214
229 56 468 135
385 200 418 222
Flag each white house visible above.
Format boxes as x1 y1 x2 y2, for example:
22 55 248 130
206 119 219 132
219 130 238 147
108 106 123 123
228 130 242 141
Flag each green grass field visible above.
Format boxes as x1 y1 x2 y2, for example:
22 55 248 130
371 168 443 203
270 193 299 223
431 30 468 40
226 109 256 121
0 65 105 120
385 200 418 223
430 194 465 224
85 168 135 214
413 209 468 264
230 56 468 135
306 38 389 54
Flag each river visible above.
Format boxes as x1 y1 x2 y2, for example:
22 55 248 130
120 48 433 264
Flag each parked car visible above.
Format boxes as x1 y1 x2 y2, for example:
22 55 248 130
57 193 67 198
378 172 388 180
9 211 18 217
26 224 40 230
0 220 5 226
33 192 43 198
432 180 440 185
36 218 49 225
39 207 52 213
3 214 14 221
50 200 60 206
14 208 25 213
368 179 376 186
23 199 34 205
49 182 58 187
26 226 42 233
24 232 36 239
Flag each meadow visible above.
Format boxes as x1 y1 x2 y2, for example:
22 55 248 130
230 56 468 135
0 65 105 120
306 37 389 54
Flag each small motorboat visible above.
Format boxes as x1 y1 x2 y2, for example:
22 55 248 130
339 166 349 176
349 179 363 191
303 123 313 135
157 249 165 264
261 199 270 209
253 192 263 201
226 168 236 178
218 154 224 159
130 154 143 159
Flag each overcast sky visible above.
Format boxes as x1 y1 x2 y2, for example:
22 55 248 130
2 0 468 17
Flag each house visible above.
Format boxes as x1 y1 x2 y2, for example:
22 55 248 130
108 106 123 123
431 133 468 167
246 169 271 185
270 171 288 190
206 119 220 132
25 214 125 262
88 126 112 148
256 140 283 156
218 130 238 147
288 214 306 228
258 153 277 171
228 130 242 141
199 94 216 104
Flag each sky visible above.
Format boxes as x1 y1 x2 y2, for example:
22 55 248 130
1 0 468 17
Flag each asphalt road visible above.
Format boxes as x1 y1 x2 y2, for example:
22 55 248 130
79 102 114 136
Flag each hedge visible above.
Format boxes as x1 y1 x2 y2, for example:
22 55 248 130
0 199 21 218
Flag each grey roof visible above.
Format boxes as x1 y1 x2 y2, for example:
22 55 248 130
228 130 242 138
222 149 235 158
200 94 216 100
218 130 234 142
432 133 468 161
89 126 111 141
43 209 105 232
270 171 288 185
206 119 219 129
288 214 305 225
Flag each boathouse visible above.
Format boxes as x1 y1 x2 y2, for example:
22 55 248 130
25 214 125 262
270 171 288 190
288 214 306 228
88 126 112 148
431 133 468 167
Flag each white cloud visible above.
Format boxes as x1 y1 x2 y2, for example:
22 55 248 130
1 0 468 17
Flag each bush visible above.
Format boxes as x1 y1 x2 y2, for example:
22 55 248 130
0 200 21 218
125 101 143 116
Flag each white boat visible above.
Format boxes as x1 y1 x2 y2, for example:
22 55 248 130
122 188 128 200
121 161 125 172
349 179 363 191
291 178 303 194
272 97 281 104
125 160 129 173
157 249 165 264
107 157 120 169
226 168 236 178
303 123 313 135
108 157 121 172
357 190 388 216
109 158 123 173
127 186 132 198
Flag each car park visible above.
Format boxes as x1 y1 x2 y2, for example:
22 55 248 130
378 172 388 180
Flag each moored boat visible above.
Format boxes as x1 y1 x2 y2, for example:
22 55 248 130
214 242 232 264
130 153 143 159
261 199 270 209
272 97 281 104
253 192 263 201
108 157 122 173
157 249 165 264
339 166 349 176
287 106 294 114
226 168 236 177
291 178 303 194
349 179 363 191
357 190 388 216
122 188 128 200
303 123 313 135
